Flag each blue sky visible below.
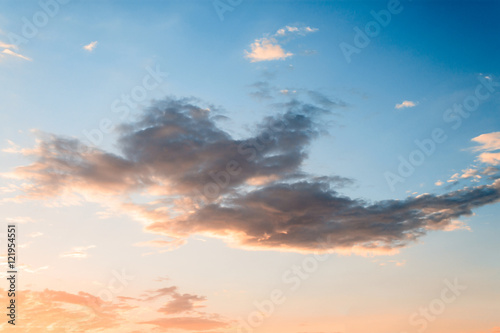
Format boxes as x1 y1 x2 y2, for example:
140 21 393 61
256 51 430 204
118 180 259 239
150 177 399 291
0 1 499 332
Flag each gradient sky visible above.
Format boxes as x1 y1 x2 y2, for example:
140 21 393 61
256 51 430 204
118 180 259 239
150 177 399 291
1 1 500 333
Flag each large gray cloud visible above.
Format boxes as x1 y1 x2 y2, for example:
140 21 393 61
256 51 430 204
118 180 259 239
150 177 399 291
6 96 500 254
146 178 500 253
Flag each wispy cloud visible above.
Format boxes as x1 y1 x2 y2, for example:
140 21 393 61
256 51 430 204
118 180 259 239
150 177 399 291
60 245 96 259
395 100 417 109
245 25 318 62
1 48 32 61
0 41 17 49
134 238 186 253
19 264 49 274
83 41 98 52
276 25 318 37
0 39 31 61
5 216 37 224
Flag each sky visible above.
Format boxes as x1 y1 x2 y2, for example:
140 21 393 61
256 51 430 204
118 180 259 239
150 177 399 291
0 0 500 332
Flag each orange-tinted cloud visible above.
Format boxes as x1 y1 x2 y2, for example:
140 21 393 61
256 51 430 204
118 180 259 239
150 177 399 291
472 132 500 165
0 288 124 332
0 282 229 332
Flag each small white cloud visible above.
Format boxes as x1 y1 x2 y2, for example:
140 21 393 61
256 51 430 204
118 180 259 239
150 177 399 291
460 168 481 179
395 100 417 109
245 25 318 63
305 26 319 33
276 25 318 37
276 28 286 36
245 38 293 62
471 132 500 166
435 180 444 186
83 41 98 52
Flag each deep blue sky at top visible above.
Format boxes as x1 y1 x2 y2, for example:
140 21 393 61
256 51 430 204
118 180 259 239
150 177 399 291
1 0 499 201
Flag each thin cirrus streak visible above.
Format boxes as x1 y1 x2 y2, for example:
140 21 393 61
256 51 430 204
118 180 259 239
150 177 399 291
3 96 500 255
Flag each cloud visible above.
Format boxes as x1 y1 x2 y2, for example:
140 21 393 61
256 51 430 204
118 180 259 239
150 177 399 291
0 41 17 49
154 289 207 314
395 100 417 109
18 264 49 273
0 288 124 332
139 285 229 331
245 37 293 62
5 97 500 255
134 238 184 248
147 179 500 254
376 259 406 267
275 25 318 37
83 41 98 52
472 132 500 165
0 41 31 61
5 216 37 224
249 81 274 100
134 238 186 253
1 48 32 61
435 180 444 186
60 245 96 259
483 166 500 176
443 219 471 232
245 25 318 62
280 89 296 95
460 168 481 179
0 282 228 332
247 83 346 109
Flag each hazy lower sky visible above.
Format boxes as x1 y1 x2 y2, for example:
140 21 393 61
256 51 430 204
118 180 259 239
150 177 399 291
1 1 499 332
